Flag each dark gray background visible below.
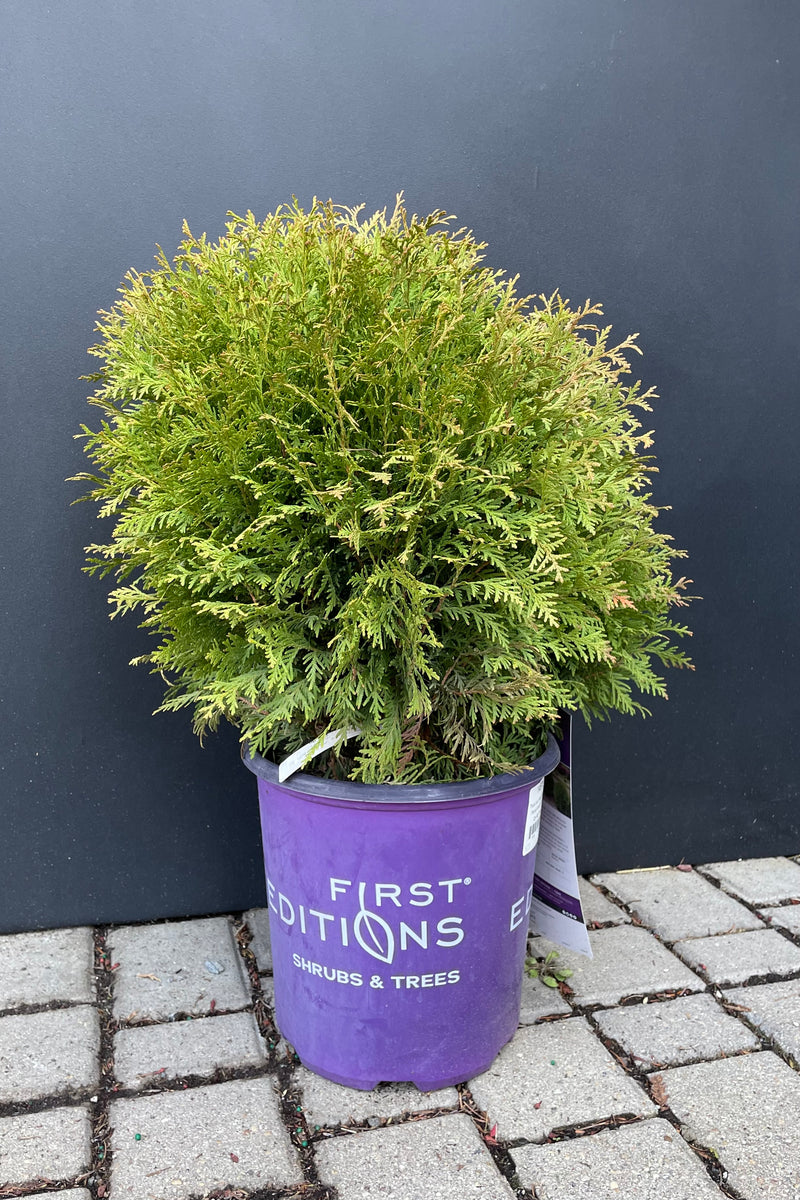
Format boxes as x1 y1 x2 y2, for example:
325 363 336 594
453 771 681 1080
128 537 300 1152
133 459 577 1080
2 1 798 932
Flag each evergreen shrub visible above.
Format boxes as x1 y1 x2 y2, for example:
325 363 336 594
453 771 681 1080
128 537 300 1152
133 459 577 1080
75 197 692 783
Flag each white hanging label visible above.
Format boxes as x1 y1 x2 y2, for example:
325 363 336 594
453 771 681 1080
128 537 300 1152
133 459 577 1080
523 780 544 855
278 728 361 783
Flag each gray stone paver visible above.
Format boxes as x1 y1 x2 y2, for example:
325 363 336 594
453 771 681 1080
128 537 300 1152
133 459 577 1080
530 925 702 1007
0 927 94 1010
0 1106 91 1187
578 877 631 927
594 992 759 1068
591 867 761 940
673 928 800 985
243 907 272 971
25 1193 92 1199
511 1115 723 1199
0 1007 99 1102
468 1017 655 1142
725 980 800 1062
701 857 800 906
114 1010 268 1089
109 1076 301 1197
296 1066 457 1126
109 917 251 1021
659 1051 800 1199
519 970 572 1023
760 905 800 937
315 1112 514 1199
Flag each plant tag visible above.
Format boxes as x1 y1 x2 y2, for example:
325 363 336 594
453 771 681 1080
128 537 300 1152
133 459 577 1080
530 717 592 957
523 780 544 855
278 727 361 783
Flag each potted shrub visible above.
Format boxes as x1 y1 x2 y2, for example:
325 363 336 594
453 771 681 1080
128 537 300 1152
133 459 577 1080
75 197 691 1089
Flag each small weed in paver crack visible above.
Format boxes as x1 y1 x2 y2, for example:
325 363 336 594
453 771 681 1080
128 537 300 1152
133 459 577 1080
525 950 574 992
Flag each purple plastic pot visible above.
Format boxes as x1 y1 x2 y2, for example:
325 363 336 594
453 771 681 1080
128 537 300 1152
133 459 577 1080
243 735 560 1090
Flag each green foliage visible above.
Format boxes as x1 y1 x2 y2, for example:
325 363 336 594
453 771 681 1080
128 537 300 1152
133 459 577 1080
526 949 574 988
74 196 692 783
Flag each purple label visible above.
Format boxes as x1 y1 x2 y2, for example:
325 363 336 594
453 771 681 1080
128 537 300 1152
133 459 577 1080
532 875 583 921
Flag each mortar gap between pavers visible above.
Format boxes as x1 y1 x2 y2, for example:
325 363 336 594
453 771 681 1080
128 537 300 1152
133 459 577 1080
0 1089 97 1122
116 1003 256 1029
0 1174 83 1196
274 1060 324 1184
541 1111 654 1145
230 913 282 1070
0 998 94 1022
113 1061 281 1105
697 966 800 989
305 1099 461 1139
671 1123 748 1199
89 924 118 1200
456 1081 529 1191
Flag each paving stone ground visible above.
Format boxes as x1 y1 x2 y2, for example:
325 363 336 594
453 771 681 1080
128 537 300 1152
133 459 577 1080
0 927 95 1010
594 991 760 1068
659 1051 800 1199
761 904 800 936
725 979 800 1062
673 928 800 985
591 867 761 940
5 860 800 1199
512 1116 724 1199
700 857 800 906
295 1067 458 1126
109 916 251 1021
109 1077 302 1196
0 1106 92 1188
530 924 702 1006
243 907 272 972
114 1010 268 1089
0 1006 99 1102
468 1018 655 1141
315 1113 515 1199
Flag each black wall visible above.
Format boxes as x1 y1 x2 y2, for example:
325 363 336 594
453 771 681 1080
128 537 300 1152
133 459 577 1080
2 1 798 933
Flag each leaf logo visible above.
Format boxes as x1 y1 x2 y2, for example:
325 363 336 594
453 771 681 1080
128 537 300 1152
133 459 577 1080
353 882 396 964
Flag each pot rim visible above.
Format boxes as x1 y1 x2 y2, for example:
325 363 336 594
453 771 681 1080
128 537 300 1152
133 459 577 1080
242 733 560 805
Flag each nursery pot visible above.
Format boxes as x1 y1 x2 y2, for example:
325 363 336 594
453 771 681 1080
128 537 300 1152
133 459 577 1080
243 735 560 1091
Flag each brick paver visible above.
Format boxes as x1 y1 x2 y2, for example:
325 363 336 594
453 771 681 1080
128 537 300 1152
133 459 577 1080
673 928 800 985
725 980 800 1061
0 1106 91 1187
109 1076 302 1196
578 877 631 926
0 1007 99 1102
701 858 800 906
760 905 800 937
591 867 761 941
530 925 702 1007
468 1017 654 1141
519 970 572 1023
114 1010 268 1089
243 907 272 972
315 1113 514 1199
109 917 251 1021
0 927 94 1010
296 1067 457 1126
594 992 759 1068
659 1051 800 1199
512 1116 723 1199
25 1193 92 1199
